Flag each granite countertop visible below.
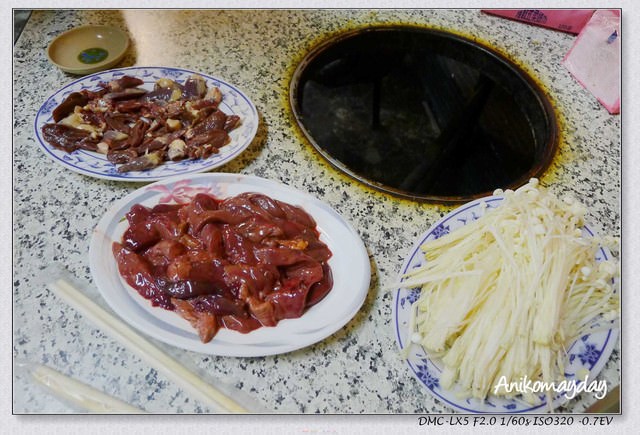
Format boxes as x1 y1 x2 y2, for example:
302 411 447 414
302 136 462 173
13 9 620 414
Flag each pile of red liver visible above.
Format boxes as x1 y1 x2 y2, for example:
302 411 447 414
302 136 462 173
113 192 333 342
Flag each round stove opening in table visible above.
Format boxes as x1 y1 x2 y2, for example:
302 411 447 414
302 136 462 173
290 26 559 203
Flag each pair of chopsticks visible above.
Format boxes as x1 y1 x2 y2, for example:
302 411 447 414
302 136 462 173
47 278 248 414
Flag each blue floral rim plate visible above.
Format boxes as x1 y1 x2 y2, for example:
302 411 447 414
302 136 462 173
34 66 259 182
392 195 619 413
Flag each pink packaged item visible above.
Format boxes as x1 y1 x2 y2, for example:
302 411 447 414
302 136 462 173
563 10 620 114
482 10 595 34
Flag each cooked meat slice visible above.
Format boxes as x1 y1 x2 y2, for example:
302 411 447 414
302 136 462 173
52 92 89 122
107 76 144 91
182 74 207 99
41 123 98 152
117 152 164 172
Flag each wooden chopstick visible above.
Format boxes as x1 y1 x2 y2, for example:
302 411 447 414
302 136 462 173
48 278 248 414
26 362 146 413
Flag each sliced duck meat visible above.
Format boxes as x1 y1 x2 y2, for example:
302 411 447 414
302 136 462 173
41 123 99 152
52 92 89 122
41 73 243 172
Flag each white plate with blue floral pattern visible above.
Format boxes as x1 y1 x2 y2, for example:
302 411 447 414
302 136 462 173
35 67 258 181
392 196 619 413
90 173 371 356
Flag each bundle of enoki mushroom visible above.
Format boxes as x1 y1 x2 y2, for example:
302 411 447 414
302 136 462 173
398 179 619 406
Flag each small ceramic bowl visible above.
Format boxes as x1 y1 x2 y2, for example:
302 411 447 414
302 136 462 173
47 25 130 75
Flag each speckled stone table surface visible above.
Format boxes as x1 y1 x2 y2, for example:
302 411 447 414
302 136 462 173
13 9 620 414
